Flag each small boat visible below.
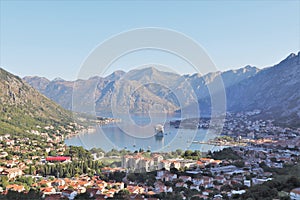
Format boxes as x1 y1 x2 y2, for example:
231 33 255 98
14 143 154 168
133 139 136 147
154 124 164 137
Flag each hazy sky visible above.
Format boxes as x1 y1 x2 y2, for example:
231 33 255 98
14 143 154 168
1 0 299 80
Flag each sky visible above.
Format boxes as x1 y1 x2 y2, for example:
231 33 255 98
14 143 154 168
0 0 299 80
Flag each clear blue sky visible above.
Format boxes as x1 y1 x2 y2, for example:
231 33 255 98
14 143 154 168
1 0 299 80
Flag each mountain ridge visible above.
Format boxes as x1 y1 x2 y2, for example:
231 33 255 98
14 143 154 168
22 52 300 126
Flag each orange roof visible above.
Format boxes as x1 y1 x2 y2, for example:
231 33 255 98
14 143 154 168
58 185 66 190
146 191 156 195
41 187 54 193
6 184 24 192
197 161 204 165
200 158 212 162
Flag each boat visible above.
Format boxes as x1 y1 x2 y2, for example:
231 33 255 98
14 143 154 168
133 139 136 147
154 124 164 137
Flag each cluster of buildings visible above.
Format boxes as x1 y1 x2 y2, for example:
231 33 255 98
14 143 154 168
1 174 127 199
122 154 199 172
223 111 300 141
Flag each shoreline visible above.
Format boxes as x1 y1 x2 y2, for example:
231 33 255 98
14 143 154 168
65 117 121 139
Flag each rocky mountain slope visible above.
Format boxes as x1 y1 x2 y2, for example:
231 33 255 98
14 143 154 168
23 66 258 114
0 68 74 134
225 52 300 126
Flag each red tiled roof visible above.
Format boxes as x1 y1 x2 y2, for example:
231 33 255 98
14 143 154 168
46 156 71 161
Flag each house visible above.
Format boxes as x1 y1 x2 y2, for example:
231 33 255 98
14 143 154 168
62 189 77 200
252 178 272 185
178 175 192 182
175 182 187 188
156 171 177 182
6 184 25 193
214 176 226 184
244 179 251 187
127 185 145 194
41 187 56 194
166 186 173 193
156 170 166 178
158 160 171 171
154 181 167 193
86 188 102 198
192 178 203 186
190 184 200 191
3 168 23 180
210 165 238 175
230 190 246 195
163 173 177 182
196 161 205 168
290 188 300 200
6 160 17 168
52 179 66 187
39 179 52 187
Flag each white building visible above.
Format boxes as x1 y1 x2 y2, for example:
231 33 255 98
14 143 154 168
290 188 300 200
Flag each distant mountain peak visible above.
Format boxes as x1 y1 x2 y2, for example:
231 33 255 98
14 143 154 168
105 70 126 80
88 76 101 80
52 77 65 82
244 65 257 70
23 75 49 81
278 52 299 66
131 66 159 75
286 53 297 60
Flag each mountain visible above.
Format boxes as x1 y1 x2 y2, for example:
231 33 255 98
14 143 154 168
225 52 300 126
23 76 50 92
94 67 183 114
23 66 258 114
0 68 73 134
22 52 300 126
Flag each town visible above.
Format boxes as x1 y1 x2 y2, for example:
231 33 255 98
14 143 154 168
0 112 300 200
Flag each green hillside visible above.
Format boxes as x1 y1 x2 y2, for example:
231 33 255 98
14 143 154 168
0 68 74 134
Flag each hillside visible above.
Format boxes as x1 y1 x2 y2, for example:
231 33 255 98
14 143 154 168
0 68 74 134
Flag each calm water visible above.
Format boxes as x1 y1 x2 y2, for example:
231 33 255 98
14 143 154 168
65 114 224 152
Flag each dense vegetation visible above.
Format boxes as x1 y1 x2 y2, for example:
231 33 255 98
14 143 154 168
236 163 300 200
0 190 41 200
37 146 102 178
209 147 241 160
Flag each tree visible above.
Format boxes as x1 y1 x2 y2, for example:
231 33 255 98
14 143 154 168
113 189 130 199
109 172 126 182
0 176 9 188
75 192 91 199
233 160 245 168
186 180 193 188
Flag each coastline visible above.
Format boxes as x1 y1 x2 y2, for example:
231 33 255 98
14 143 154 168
65 117 121 139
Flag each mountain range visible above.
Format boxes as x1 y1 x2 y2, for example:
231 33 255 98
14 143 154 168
23 52 300 127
